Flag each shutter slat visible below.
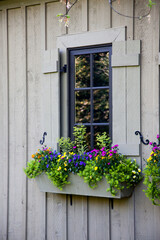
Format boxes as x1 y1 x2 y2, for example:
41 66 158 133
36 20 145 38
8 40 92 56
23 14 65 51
112 40 141 156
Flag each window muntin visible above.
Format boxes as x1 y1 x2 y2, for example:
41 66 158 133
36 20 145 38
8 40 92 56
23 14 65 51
69 46 112 149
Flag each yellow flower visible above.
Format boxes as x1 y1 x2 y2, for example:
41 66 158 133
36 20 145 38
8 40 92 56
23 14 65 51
94 166 98 171
64 163 67 166
147 157 152 162
64 168 67 171
57 166 62 171
133 175 136 179
154 160 156 163
132 170 136 174
138 168 141 172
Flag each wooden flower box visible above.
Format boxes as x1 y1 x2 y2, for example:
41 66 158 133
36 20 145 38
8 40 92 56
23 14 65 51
35 173 133 199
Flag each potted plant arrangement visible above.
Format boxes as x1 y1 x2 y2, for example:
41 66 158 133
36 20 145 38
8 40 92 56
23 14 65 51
24 125 142 198
143 135 160 205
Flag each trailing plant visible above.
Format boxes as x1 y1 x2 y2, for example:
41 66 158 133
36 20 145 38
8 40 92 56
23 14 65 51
143 134 160 205
57 0 155 27
24 126 142 195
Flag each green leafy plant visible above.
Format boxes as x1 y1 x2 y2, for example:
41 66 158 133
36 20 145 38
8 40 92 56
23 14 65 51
24 126 142 195
143 135 160 205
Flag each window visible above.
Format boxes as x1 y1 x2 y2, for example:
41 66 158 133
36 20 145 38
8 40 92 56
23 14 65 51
69 46 112 149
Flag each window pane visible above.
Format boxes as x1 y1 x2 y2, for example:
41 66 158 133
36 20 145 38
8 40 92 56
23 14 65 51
93 52 109 87
86 126 91 151
75 91 90 123
94 125 109 149
75 55 90 88
93 89 109 123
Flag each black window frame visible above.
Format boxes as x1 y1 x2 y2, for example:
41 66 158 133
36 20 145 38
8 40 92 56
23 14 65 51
68 45 112 149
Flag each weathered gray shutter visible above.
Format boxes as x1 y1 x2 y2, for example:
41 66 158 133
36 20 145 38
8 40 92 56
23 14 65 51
112 40 141 156
42 49 60 148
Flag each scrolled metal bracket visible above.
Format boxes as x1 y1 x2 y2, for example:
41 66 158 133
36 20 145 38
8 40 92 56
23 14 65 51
135 131 150 145
40 132 47 145
135 131 160 147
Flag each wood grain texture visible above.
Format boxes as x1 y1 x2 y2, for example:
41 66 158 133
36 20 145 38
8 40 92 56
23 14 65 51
134 0 160 239
7 8 27 240
89 0 111 31
88 197 110 240
45 2 67 240
46 1 66 50
67 195 87 240
26 5 46 240
0 9 8 240
112 0 134 40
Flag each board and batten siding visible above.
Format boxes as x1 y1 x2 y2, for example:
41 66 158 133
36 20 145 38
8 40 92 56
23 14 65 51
0 0 159 240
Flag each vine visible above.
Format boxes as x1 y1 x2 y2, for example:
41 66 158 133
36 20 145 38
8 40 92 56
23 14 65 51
57 0 155 27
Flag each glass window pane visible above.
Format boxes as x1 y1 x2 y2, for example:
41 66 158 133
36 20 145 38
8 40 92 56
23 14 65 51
93 89 109 123
94 126 109 149
93 52 109 87
75 91 90 123
75 55 90 88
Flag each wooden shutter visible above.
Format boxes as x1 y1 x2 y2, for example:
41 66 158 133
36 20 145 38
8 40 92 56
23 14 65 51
112 40 141 156
41 49 60 148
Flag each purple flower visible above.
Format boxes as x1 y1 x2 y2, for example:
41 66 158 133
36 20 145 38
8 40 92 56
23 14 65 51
80 161 85 165
46 164 49 168
73 146 77 149
89 154 92 158
68 159 72 163
75 163 78 167
113 150 117 154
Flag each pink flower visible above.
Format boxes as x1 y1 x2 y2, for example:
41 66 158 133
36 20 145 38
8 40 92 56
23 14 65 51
101 151 106 156
73 146 77 149
109 150 112 153
109 153 113 157
113 150 117 154
89 154 92 158
101 147 105 151
108 162 110 165
157 134 160 139
149 142 152 145
111 144 119 149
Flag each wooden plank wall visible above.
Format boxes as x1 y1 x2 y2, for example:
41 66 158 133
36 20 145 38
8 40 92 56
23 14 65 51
0 0 159 239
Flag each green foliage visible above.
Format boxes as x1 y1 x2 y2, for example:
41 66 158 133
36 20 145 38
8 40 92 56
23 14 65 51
24 127 142 195
147 0 155 8
58 137 75 154
24 159 42 178
105 157 142 196
73 124 88 154
96 132 111 150
143 140 160 205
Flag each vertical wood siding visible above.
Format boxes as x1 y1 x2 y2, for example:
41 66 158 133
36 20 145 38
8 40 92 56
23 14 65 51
0 0 159 239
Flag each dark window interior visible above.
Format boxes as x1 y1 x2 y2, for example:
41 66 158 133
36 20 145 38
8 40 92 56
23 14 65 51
69 46 112 149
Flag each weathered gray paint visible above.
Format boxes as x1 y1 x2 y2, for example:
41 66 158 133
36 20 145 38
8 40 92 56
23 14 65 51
0 0 159 240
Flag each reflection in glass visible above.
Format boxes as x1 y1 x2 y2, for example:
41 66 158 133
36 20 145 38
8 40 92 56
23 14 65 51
94 126 109 149
93 52 109 87
93 89 109 123
75 91 90 123
75 55 90 88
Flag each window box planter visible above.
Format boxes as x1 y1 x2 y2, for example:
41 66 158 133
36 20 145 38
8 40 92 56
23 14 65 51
35 173 133 199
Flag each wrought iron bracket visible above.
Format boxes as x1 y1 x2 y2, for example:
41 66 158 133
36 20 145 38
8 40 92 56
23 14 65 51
40 132 47 145
60 64 67 73
135 131 160 147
